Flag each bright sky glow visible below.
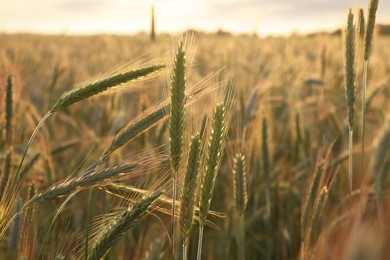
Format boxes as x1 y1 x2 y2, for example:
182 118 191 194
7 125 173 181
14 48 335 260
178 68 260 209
0 0 389 36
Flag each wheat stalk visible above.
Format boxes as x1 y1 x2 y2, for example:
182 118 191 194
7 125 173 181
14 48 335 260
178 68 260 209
362 0 379 177
232 152 247 260
345 9 356 196
372 113 390 201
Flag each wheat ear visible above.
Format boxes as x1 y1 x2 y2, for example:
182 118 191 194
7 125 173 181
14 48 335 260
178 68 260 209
301 160 324 239
29 164 138 204
308 186 328 247
180 133 202 260
233 153 247 260
233 153 247 215
169 42 187 249
197 103 226 260
362 0 379 177
345 9 356 196
104 104 169 157
87 190 162 260
51 64 164 112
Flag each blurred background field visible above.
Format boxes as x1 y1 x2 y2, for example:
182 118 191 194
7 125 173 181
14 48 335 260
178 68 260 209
0 1 390 259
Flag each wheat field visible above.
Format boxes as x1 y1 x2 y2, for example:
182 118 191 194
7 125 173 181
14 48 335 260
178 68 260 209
0 2 390 259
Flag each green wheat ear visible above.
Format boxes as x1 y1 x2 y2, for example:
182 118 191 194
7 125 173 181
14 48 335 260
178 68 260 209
169 42 186 173
87 190 162 260
51 64 164 112
308 186 328 247
345 9 356 130
301 160 324 238
233 153 247 215
180 133 202 259
180 133 201 238
345 9 356 196
364 0 379 61
169 41 187 250
357 8 365 40
199 103 226 224
104 104 170 157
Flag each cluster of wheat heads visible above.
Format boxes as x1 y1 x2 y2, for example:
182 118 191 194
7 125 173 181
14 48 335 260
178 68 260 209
0 32 236 259
0 55 170 258
1 0 389 258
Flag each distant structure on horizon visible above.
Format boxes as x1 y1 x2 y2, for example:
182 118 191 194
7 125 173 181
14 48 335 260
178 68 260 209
151 3 156 42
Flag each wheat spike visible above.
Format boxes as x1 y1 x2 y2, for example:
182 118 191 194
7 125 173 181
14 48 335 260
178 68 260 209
87 190 162 260
301 160 324 237
180 134 202 241
308 186 328 246
364 0 379 61
169 42 186 172
233 153 247 215
345 9 356 130
357 8 365 40
30 164 138 204
51 64 164 112
105 104 169 156
199 103 226 224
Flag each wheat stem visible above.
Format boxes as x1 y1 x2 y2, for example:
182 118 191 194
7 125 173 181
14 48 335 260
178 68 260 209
361 60 368 176
197 224 204 260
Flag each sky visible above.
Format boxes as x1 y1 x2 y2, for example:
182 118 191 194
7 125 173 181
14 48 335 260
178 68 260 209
0 0 389 36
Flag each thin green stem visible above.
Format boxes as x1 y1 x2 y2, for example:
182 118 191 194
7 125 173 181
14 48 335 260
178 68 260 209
85 189 93 260
197 224 204 260
172 171 178 252
237 214 245 260
183 238 188 260
15 111 52 179
349 128 353 197
362 60 368 177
